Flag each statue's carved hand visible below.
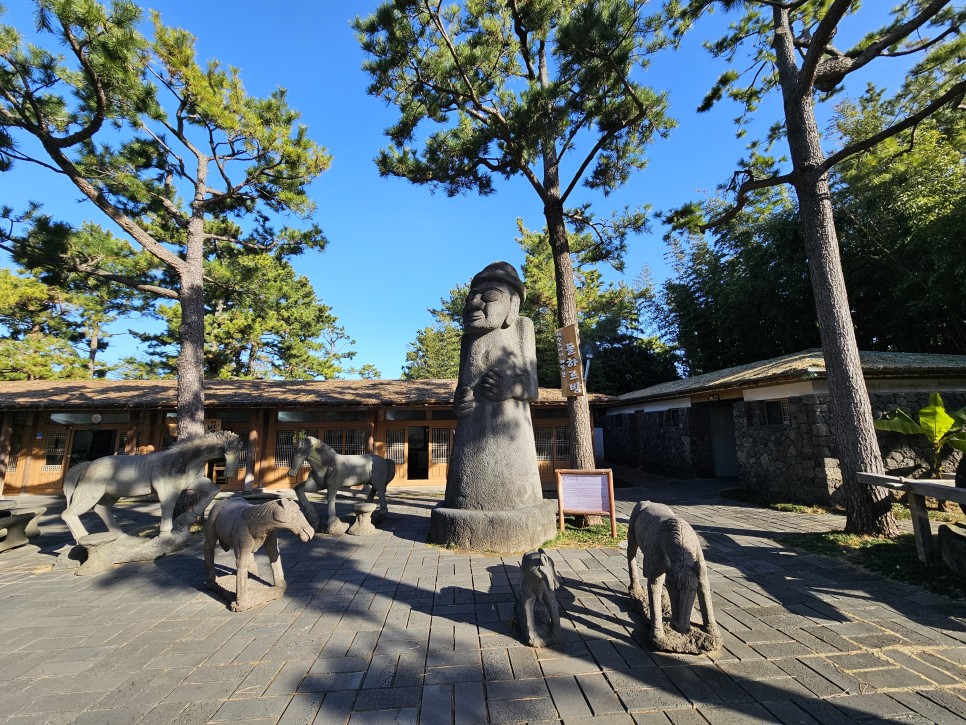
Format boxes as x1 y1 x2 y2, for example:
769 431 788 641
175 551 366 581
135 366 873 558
454 386 476 417
480 369 522 401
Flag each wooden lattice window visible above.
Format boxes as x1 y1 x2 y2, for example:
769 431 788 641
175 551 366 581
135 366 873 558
43 433 67 471
386 428 405 465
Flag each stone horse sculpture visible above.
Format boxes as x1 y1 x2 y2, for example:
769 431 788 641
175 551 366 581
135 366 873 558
205 496 314 612
627 500 722 654
62 430 244 542
287 436 394 534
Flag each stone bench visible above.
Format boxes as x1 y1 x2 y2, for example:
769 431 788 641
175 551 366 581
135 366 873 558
857 472 966 565
0 506 47 554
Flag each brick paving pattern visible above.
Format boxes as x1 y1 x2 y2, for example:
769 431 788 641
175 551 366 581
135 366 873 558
0 469 964 723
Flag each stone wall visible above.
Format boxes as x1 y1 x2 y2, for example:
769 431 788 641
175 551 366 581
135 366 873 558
735 395 841 504
635 409 696 479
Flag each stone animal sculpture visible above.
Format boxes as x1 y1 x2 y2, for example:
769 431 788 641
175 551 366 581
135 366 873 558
62 431 244 543
288 436 394 534
517 548 563 647
205 496 314 612
627 500 722 654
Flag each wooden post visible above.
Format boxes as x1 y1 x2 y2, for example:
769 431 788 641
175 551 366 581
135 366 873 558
907 492 937 564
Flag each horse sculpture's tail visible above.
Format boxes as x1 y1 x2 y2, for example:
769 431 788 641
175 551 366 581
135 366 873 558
62 461 92 507
385 459 396 484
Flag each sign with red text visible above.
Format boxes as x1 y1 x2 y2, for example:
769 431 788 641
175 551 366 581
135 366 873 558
556 469 617 537
555 324 585 397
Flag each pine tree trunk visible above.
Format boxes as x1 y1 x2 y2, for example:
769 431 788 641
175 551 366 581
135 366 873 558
177 220 207 440
544 199 595 470
772 7 897 537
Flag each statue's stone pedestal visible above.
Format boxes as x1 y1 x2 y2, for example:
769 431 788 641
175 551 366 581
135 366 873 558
430 500 557 553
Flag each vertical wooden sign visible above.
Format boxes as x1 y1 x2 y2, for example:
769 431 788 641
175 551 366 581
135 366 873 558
555 324 585 397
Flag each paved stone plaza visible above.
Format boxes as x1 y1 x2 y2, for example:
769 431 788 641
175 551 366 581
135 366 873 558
1 471 964 724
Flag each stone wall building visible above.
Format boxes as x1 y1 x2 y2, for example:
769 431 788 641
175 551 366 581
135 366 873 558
602 350 966 503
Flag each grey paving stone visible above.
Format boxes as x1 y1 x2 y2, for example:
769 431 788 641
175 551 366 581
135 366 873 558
577 672 626 715
277 692 325 725
486 678 551 700
508 646 542 679
760 700 823 724
831 693 917 720
772 657 846 698
210 696 291 722
353 686 422 711
487 695 559 724
890 691 966 725
297 670 364 692
699 701 783 724
619 687 691 712
419 683 453 725
347 706 419 724
454 681 488 725
662 665 723 706
482 648 514 681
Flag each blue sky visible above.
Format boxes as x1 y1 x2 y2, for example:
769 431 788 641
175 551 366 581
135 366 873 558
0 1 909 378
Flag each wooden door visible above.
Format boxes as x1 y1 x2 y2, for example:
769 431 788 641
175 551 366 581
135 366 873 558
28 427 70 493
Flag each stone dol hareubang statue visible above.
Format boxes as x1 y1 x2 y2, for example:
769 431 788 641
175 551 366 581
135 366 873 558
627 500 722 654
62 430 244 542
517 548 563 647
205 496 314 612
287 435 394 535
429 261 558 552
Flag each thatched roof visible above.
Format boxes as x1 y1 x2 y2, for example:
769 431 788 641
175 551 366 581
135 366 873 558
0 378 612 410
614 349 966 405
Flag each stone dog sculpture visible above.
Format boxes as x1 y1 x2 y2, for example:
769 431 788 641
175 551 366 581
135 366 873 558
627 500 722 654
517 548 563 647
205 496 314 612
62 430 244 542
287 436 395 535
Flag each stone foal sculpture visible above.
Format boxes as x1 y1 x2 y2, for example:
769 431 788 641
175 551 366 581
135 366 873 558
517 548 563 647
287 435 394 535
205 496 314 612
429 261 558 552
627 500 722 654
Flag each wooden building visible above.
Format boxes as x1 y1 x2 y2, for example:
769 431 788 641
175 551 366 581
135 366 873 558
0 379 609 496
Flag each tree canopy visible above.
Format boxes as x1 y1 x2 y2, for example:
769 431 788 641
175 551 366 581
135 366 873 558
356 0 674 467
1 0 331 436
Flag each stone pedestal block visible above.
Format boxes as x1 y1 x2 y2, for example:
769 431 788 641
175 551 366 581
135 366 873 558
348 502 378 536
430 499 557 553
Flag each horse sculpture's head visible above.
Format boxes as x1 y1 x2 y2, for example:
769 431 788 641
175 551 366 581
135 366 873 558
273 498 315 541
217 431 244 479
288 436 318 478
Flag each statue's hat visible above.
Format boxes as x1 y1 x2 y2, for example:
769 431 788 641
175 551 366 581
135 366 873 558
471 261 526 303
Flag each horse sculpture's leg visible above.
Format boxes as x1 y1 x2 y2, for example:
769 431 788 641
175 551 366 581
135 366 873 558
63 485 106 542
233 550 253 612
626 510 644 599
265 532 286 590
294 483 321 532
204 519 219 590
647 571 668 647
93 494 124 535
323 473 349 535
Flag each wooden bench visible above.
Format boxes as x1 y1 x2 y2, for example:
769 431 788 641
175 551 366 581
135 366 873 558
0 506 47 554
857 472 966 563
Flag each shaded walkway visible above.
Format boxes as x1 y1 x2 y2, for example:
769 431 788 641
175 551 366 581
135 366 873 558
0 474 963 724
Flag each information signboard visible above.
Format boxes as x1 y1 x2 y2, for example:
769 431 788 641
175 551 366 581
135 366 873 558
555 468 617 537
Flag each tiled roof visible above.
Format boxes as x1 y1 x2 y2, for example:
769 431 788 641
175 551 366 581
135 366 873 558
0 378 612 410
614 349 966 404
